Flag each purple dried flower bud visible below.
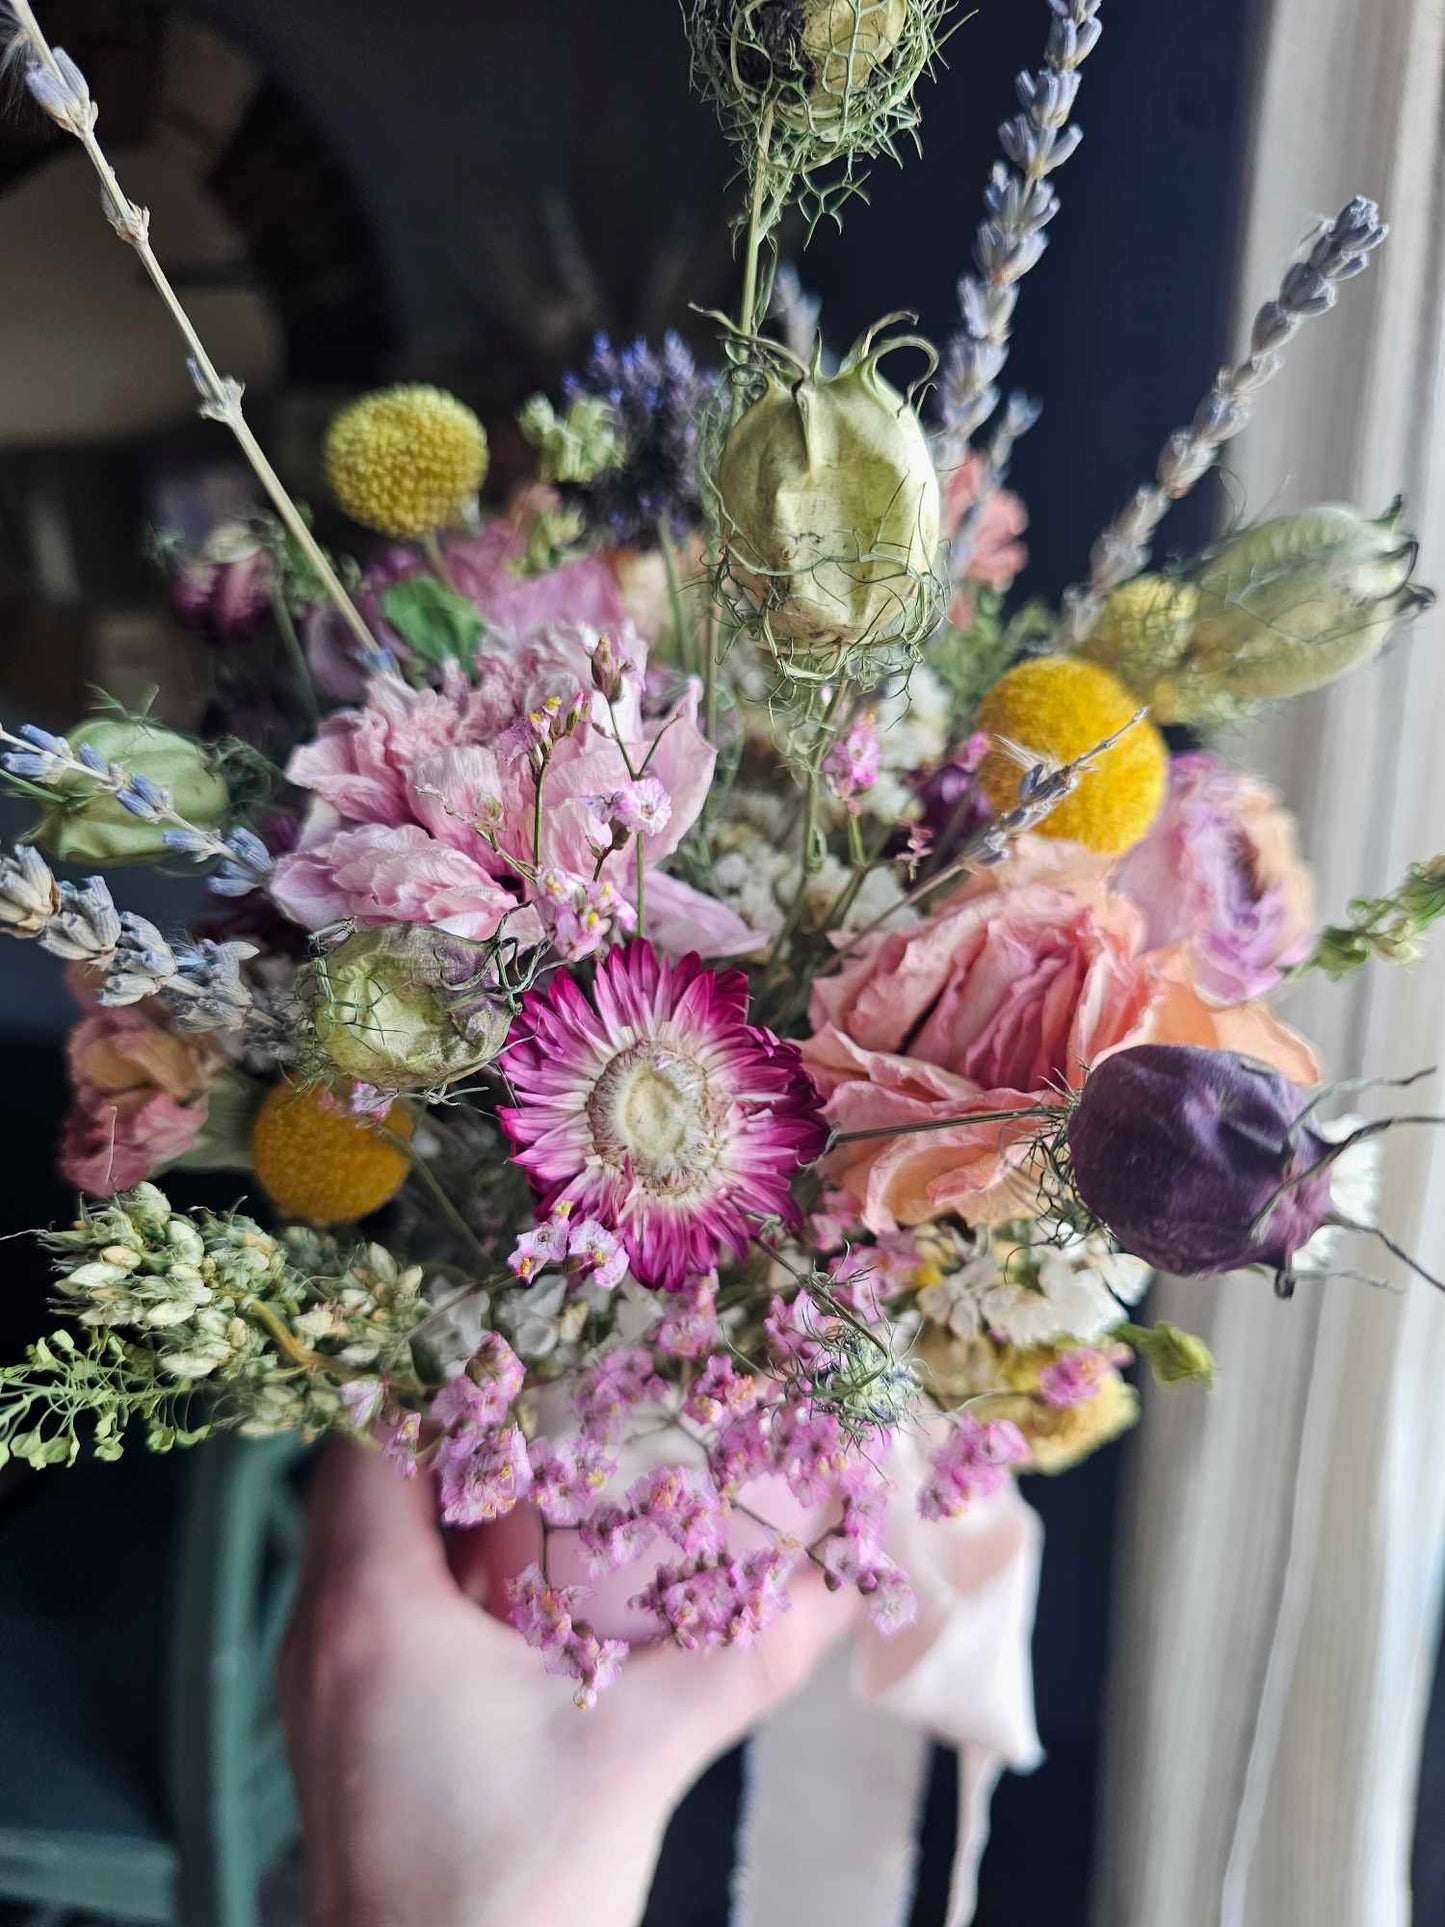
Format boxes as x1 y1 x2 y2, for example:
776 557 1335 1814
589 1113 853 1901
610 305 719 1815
172 524 275 637
1067 1044 1335 1276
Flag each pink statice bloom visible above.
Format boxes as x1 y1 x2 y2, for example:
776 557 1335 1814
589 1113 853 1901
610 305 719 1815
573 1346 669 1437
508 1213 570 1281
655 1276 720 1358
567 1218 629 1290
590 777 673 840
918 1414 1030 1521
579 1504 658 1573
430 1334 525 1429
770 1406 861 1507
820 1495 917 1634
631 1547 797 1652
822 712 882 808
708 1409 775 1495
1038 1344 1129 1409
380 1408 422 1478
683 1355 759 1427
499 941 828 1291
534 868 637 962
272 625 757 956
435 1424 532 1526
581 1467 728 1573
508 1563 628 1710
528 1435 616 1527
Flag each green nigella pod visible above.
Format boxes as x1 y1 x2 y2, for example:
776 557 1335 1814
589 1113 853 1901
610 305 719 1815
304 925 511 1092
1177 501 1433 716
35 717 230 866
717 317 941 663
799 0 908 108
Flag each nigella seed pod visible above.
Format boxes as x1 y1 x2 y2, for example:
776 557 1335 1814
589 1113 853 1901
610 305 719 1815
798 0 909 108
702 1 908 116
303 925 511 1093
1175 501 1433 718
1066 1045 1338 1278
717 318 941 668
35 719 231 867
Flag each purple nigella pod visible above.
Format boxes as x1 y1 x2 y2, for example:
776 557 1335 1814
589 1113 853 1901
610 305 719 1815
1067 1044 1335 1277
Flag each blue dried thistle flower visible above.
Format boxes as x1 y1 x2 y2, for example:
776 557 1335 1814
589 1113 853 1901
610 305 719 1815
561 331 715 547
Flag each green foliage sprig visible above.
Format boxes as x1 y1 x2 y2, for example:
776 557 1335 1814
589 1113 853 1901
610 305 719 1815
1305 856 1445 980
0 1184 434 1470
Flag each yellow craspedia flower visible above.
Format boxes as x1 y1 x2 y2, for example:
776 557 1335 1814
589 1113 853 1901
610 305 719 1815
250 1078 412 1225
975 654 1168 855
325 385 488 538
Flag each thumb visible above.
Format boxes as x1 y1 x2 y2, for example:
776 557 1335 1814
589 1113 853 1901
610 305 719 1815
295 1436 452 1600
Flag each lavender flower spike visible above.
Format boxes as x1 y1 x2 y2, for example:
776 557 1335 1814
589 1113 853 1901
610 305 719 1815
1060 196 1388 642
936 0 1103 468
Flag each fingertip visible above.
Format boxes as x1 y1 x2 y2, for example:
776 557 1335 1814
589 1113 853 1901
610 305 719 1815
298 1436 448 1591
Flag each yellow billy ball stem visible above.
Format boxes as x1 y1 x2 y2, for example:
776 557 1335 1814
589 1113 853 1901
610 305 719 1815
975 655 1168 856
250 1078 413 1225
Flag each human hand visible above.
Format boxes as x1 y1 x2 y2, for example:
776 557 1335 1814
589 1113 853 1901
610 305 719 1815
279 1439 856 1927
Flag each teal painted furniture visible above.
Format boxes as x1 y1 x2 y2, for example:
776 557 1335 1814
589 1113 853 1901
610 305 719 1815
0 1433 305 1925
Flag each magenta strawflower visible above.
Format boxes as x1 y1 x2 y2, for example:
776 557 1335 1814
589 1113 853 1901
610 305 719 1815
499 941 828 1289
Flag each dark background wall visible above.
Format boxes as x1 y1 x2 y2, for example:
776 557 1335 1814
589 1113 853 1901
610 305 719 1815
0 1 1276 1920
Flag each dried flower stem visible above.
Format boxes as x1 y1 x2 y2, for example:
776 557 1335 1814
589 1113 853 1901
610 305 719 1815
267 589 322 731
937 0 1102 466
6 1 377 660
1060 195 1388 642
831 710 1147 958
381 1125 493 1272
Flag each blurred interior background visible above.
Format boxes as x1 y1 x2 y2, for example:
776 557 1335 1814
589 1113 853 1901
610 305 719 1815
1 2 1442 1924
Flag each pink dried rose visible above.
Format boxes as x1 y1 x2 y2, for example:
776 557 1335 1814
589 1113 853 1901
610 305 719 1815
801 836 1320 1233
1113 750 1315 1004
59 1006 223 1196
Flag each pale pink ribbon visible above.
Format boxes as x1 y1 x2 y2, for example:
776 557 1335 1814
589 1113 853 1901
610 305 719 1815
733 1465 1043 1927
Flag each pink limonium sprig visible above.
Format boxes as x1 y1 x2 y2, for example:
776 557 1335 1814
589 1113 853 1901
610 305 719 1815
918 1413 1031 1521
1060 194 1388 643
3 1 375 669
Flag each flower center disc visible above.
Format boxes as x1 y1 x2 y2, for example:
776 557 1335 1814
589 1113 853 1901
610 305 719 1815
587 1043 716 1190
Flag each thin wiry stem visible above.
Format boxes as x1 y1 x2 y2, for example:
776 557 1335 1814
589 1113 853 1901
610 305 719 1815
6 1 378 661
1060 195 1388 643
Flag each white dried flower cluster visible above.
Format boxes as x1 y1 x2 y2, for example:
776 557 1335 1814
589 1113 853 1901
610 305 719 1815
707 790 909 943
913 1218 1149 1347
